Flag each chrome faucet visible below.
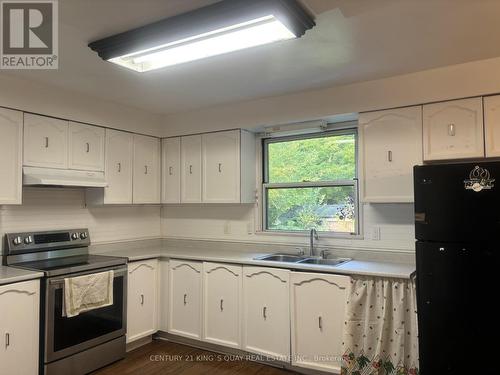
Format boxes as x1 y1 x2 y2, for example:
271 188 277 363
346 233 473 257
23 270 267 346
309 228 319 257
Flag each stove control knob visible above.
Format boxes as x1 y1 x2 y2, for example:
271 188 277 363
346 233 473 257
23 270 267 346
24 236 33 245
80 232 88 240
71 233 79 240
12 236 22 246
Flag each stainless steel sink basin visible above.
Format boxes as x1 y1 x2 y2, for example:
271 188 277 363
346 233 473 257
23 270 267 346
297 257 351 266
254 254 306 263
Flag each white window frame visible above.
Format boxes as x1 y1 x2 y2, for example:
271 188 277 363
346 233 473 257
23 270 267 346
259 127 360 237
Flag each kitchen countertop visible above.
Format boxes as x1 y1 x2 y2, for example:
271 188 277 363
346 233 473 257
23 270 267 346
91 240 416 279
0 265 44 286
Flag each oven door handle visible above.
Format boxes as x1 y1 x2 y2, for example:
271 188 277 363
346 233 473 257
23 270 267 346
49 267 127 286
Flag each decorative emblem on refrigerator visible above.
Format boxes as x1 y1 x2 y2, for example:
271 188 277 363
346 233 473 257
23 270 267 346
464 166 495 192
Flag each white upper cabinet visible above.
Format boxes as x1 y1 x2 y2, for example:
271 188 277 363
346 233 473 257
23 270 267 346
0 280 40 375
202 131 241 203
168 260 203 340
181 135 202 203
242 267 290 359
133 134 161 204
162 137 181 203
0 108 23 205
24 113 69 169
423 98 484 161
291 272 349 374
127 259 158 343
360 106 423 203
68 122 105 171
103 129 133 204
202 262 242 349
483 95 500 157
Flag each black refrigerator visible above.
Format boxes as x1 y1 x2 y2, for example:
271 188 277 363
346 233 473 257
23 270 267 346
414 161 500 374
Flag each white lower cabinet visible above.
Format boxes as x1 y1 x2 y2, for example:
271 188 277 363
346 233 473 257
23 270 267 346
168 260 203 339
127 259 158 343
242 267 290 359
202 262 242 348
0 279 40 375
159 260 169 332
290 272 350 374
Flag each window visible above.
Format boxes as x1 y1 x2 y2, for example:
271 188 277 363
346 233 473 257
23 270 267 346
263 129 358 234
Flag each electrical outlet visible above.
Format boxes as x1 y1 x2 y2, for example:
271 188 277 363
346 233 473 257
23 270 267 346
247 221 253 234
224 221 231 235
370 226 381 240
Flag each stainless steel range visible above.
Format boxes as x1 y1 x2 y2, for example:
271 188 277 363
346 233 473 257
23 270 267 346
3 229 127 375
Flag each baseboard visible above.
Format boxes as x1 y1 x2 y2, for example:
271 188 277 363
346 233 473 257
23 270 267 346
126 335 152 352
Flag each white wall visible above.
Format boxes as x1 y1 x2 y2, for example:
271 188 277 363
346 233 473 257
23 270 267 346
0 74 163 136
0 188 161 253
161 203 414 252
162 56 500 136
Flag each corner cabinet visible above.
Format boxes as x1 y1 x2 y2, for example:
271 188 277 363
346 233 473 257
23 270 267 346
133 135 161 204
202 262 242 348
0 108 23 205
24 113 69 169
242 267 290 359
359 106 423 203
68 122 105 171
127 259 158 343
0 280 40 375
170 130 256 204
168 260 203 339
423 98 484 161
290 272 350 374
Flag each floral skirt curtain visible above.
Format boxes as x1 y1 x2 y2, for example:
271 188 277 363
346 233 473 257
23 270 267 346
341 276 419 375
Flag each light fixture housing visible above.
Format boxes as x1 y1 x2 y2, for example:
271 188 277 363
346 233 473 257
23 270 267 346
88 0 315 72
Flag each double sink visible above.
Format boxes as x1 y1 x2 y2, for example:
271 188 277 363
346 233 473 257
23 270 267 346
254 253 351 267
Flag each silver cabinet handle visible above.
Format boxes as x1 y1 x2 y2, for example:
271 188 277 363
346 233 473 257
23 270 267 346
388 150 393 162
169 166 173 175
5 333 10 348
117 162 121 173
140 294 144 305
183 294 187 305
144 165 148 175
220 299 224 311
45 137 49 148
218 163 222 173
189 165 193 174
318 316 323 330
263 306 267 320
86 142 90 153
448 123 456 136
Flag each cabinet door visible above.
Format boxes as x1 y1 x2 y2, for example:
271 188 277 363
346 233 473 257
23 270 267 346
242 267 290 359
360 106 423 203
103 129 133 204
202 130 241 203
423 98 484 161
24 113 68 169
159 260 169 332
0 280 40 375
168 260 202 339
291 272 349 373
127 259 158 343
162 138 181 203
68 122 105 171
0 108 23 205
133 135 161 204
202 262 242 348
181 135 202 203
483 95 500 157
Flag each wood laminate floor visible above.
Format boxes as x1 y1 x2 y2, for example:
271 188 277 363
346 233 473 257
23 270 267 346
92 340 295 375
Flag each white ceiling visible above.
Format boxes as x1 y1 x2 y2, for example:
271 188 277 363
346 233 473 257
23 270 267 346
3 0 500 116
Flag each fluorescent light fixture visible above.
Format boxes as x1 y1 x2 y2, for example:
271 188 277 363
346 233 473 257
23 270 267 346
89 0 315 72
109 16 295 72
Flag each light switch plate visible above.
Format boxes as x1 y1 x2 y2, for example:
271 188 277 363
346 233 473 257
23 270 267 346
370 226 381 240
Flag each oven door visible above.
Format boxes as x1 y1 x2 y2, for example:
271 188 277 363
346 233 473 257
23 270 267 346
44 266 127 363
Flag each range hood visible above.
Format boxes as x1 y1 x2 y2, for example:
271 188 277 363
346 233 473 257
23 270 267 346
23 167 108 188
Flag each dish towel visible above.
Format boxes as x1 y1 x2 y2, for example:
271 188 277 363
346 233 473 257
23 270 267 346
64 270 114 318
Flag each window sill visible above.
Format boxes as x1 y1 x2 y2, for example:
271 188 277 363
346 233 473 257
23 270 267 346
255 230 364 240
